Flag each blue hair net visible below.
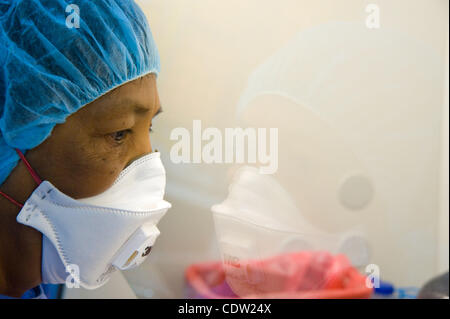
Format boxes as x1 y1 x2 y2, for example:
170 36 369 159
0 0 160 185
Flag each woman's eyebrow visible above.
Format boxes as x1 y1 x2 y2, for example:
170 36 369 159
98 97 159 117
153 106 163 117
133 102 151 114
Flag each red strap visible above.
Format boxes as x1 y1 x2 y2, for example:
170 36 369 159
0 149 42 208
0 190 24 208
15 149 42 185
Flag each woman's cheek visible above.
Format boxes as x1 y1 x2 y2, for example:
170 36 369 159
59 144 125 198
69 161 122 198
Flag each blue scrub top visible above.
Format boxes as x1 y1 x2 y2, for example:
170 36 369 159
0 285 46 299
0 284 60 299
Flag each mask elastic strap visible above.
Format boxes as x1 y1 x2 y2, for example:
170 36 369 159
15 149 42 185
0 149 42 208
0 190 24 208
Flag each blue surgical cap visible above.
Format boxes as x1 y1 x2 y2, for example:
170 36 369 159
0 0 160 185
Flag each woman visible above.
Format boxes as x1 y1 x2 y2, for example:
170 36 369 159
0 0 169 298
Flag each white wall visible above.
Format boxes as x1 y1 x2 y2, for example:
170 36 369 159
437 32 449 274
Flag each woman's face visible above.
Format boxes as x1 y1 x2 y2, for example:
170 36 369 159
25 73 161 199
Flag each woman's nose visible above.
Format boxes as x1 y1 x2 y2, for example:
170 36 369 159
125 132 153 168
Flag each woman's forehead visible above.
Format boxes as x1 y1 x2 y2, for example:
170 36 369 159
77 74 158 120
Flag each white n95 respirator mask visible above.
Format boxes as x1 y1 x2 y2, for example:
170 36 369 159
4 150 171 289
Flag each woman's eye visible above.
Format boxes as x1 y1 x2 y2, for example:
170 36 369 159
109 130 130 143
